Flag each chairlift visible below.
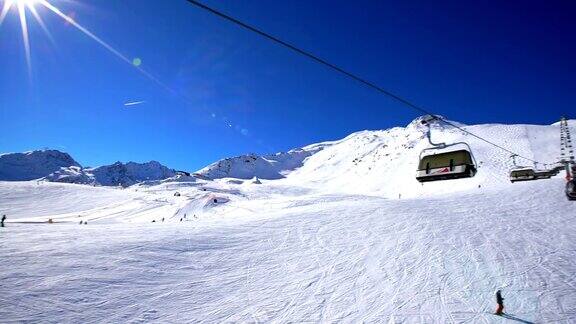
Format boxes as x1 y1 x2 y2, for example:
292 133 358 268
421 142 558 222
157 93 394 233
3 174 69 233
509 168 536 182
534 170 553 179
415 115 477 182
508 153 539 182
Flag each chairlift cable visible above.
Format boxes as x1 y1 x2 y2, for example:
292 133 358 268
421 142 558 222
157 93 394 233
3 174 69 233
185 0 546 165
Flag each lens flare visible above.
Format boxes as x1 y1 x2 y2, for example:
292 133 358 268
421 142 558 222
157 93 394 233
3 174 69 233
0 0 167 89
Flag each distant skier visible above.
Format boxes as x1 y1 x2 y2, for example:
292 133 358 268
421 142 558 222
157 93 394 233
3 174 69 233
495 290 504 315
1 215 6 227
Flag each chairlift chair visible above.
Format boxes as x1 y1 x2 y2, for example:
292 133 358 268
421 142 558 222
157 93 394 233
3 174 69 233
416 148 477 182
534 170 553 179
509 168 536 182
415 115 477 182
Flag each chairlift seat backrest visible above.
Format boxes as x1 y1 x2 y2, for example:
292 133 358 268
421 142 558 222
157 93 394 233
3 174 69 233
418 149 473 170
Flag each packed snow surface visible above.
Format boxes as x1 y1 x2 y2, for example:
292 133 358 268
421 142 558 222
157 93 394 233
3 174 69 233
0 117 575 322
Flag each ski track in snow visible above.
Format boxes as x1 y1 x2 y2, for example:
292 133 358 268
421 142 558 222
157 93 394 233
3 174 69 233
0 178 575 323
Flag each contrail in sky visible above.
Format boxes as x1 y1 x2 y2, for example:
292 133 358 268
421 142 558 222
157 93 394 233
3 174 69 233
124 100 146 107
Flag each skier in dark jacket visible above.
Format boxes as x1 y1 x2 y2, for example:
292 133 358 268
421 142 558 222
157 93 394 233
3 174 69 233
495 290 504 315
1 215 6 227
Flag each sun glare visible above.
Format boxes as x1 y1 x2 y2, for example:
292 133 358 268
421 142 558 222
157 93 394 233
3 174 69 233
0 0 44 76
0 0 163 85
18 0 40 5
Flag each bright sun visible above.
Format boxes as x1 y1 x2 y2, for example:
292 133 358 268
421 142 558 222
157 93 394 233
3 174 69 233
0 0 50 75
0 0 159 85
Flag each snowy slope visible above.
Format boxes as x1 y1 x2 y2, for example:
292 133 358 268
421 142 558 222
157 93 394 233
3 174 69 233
0 116 575 322
0 176 241 224
198 117 570 198
3 116 571 222
44 161 177 187
0 150 80 181
0 178 574 323
0 181 144 221
197 147 325 180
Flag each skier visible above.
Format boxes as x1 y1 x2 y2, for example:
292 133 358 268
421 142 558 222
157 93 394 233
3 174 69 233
1 215 6 227
495 290 504 315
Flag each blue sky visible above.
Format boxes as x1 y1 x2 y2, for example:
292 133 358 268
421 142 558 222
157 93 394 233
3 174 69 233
0 0 574 171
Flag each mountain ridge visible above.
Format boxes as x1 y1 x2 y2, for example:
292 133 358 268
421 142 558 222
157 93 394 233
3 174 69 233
1 117 573 188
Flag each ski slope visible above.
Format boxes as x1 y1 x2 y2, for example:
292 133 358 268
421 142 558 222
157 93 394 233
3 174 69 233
0 178 574 323
0 117 574 322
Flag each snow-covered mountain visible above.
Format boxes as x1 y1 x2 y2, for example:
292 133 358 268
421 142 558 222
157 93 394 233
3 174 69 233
0 149 177 187
193 117 437 181
195 116 570 198
0 149 80 181
45 161 177 187
2 117 572 194
197 146 325 180
1 116 575 323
